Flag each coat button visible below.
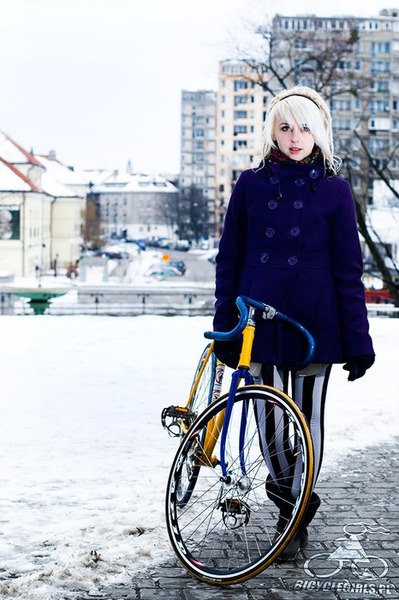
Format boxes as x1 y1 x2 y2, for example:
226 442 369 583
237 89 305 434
293 200 303 209
288 255 298 266
269 175 279 185
295 178 305 187
290 226 300 236
265 227 275 238
309 168 319 179
268 200 278 210
260 253 269 263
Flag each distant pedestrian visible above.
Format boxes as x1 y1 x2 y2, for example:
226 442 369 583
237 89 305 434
212 86 375 560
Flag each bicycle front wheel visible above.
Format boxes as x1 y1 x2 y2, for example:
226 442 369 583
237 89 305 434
165 384 314 585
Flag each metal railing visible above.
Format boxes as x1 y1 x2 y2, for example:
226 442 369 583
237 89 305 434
0 287 216 317
1 291 398 318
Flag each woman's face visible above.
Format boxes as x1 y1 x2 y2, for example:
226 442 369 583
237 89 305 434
273 118 315 161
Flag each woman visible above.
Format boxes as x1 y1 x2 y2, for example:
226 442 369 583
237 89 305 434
213 86 375 560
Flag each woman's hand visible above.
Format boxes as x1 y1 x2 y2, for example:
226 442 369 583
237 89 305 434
213 337 242 370
343 355 375 381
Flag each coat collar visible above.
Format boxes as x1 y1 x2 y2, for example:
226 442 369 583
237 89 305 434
256 158 326 183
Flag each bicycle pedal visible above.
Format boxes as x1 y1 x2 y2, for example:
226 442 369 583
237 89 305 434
161 405 197 437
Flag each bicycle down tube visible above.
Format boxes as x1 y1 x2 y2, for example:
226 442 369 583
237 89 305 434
204 295 316 481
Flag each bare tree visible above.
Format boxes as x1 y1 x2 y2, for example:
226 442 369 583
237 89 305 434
156 185 211 243
238 18 399 304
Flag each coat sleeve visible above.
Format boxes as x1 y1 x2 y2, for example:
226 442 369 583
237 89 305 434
213 172 248 333
329 180 375 360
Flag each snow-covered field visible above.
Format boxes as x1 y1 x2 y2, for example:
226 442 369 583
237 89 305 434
0 315 397 598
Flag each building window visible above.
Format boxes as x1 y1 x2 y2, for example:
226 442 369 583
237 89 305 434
371 60 390 73
233 140 247 150
234 95 248 106
234 80 248 91
338 138 351 151
371 41 390 55
333 118 351 130
234 110 247 118
331 99 351 111
338 60 351 70
370 79 389 92
234 125 247 135
368 138 386 153
370 99 389 114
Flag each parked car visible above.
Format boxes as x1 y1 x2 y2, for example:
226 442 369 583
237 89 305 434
148 266 183 278
364 288 392 303
94 249 130 260
169 261 186 275
174 239 190 252
362 270 396 303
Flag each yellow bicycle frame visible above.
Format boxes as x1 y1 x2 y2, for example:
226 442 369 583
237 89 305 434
201 321 255 465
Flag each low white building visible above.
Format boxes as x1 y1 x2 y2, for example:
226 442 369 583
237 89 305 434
89 171 179 239
0 132 84 277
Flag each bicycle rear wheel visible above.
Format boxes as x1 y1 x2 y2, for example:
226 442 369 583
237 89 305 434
175 343 224 507
165 384 314 585
187 342 218 421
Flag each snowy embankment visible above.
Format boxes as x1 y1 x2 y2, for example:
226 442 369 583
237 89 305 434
0 316 397 598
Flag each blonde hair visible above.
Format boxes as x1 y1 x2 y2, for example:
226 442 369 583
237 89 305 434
262 86 341 174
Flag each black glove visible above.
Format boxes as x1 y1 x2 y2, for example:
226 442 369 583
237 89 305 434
213 336 242 370
343 355 375 382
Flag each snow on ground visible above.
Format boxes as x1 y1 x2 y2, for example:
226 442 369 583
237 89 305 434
0 315 397 598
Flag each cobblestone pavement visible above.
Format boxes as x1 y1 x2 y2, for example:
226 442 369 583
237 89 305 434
96 439 399 600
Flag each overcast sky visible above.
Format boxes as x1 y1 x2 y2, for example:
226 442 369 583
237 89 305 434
0 0 396 175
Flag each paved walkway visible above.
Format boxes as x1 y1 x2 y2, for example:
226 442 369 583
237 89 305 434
98 438 399 600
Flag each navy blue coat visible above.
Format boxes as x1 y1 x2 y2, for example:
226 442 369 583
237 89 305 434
214 161 375 367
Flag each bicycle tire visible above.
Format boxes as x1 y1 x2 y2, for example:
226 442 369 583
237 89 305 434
187 343 217 420
166 384 314 585
175 344 221 507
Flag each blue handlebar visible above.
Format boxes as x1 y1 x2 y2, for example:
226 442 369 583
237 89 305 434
204 297 249 342
205 295 316 368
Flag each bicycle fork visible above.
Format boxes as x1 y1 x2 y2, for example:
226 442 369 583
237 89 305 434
220 308 256 481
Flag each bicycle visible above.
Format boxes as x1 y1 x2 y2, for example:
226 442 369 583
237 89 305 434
164 295 316 585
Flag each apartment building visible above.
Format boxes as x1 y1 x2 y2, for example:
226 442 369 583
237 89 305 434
215 60 267 236
211 8 399 237
271 8 399 205
180 90 217 236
